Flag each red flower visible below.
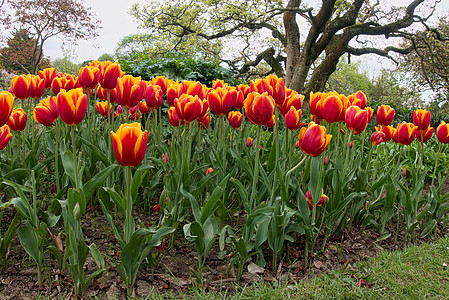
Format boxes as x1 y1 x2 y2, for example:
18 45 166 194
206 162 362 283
348 91 367 109
370 131 385 146
206 168 214 176
285 107 304 131
437 121 449 144
416 127 434 143
7 108 27 132
39 68 56 89
297 122 332 157
392 122 417 145
56 88 88 126
100 61 122 90
207 87 236 116
0 125 12 150
376 105 395 126
10 75 30 100
228 111 243 129
413 109 431 131
33 97 59 126
78 65 100 90
244 92 275 126
110 123 148 166
174 94 203 123
246 137 254 148
345 106 369 135
116 75 146 109
0 91 14 127
145 85 164 109
305 189 327 210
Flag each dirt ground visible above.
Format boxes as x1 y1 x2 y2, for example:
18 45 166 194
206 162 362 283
0 180 448 299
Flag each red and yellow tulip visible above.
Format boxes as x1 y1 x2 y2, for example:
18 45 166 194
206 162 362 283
110 123 148 166
297 122 332 157
38 68 56 89
151 76 169 94
345 106 369 135
95 101 112 118
305 189 327 210
116 75 146 108
285 107 304 131
97 85 118 103
416 127 434 143
246 137 254 148
174 94 203 123
0 125 12 150
392 122 417 145
322 94 349 124
413 109 431 131
278 89 304 117
370 131 385 146
100 61 122 90
56 88 88 126
348 91 367 109
244 92 275 126
207 87 236 116
437 121 449 144
375 125 394 142
167 106 183 127
197 113 211 129
228 111 243 129
0 91 14 127
10 75 30 100
7 108 27 132
28 75 46 99
78 65 100 90
376 105 395 126
144 85 163 109
33 97 59 126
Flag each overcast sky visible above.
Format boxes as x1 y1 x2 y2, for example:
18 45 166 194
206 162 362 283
43 0 145 63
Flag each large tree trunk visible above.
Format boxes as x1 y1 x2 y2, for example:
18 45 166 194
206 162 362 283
283 0 301 87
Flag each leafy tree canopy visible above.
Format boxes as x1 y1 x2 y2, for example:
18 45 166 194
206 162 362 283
131 0 444 95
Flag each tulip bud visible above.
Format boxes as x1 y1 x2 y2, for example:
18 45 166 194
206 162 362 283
206 168 214 176
323 155 329 166
73 202 80 219
402 167 407 178
163 152 169 163
349 142 353 149
156 240 165 252
295 140 300 149
51 183 56 194
246 137 253 148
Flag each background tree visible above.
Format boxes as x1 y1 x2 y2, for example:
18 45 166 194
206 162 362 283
0 28 50 74
1 0 101 74
132 0 441 94
325 59 373 97
398 17 449 112
51 47 80 75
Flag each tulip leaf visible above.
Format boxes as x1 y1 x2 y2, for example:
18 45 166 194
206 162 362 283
83 164 119 200
61 151 76 187
98 199 124 248
200 175 229 224
79 137 110 165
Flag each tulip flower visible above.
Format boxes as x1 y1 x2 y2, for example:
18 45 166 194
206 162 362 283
233 90 245 110
174 94 203 123
246 137 254 148
323 155 329 166
205 168 214 176
116 75 146 108
33 97 59 126
56 88 88 126
322 94 349 124
166 83 180 106
180 81 205 100
278 90 304 117
437 121 449 144
114 105 123 118
97 86 118 103
236 84 250 100
228 111 243 129
95 101 112 118
345 106 369 135
28 75 46 99
376 105 395 126
163 152 169 163
78 65 100 90
370 131 385 146
144 85 163 109
309 92 328 120
244 92 275 126
151 76 169 94
39 68 56 89
250 78 272 95
10 75 30 100
197 113 211 129
265 114 275 128
297 122 332 157
265 75 286 106
416 126 434 143
305 189 327 210
100 61 122 90
0 91 14 127
139 101 150 114
392 122 417 145
413 109 431 131
348 91 367 109
0 125 12 150
285 107 304 131
7 108 27 132
168 107 184 127
366 107 374 123
207 87 236 116
110 123 148 166
212 79 226 89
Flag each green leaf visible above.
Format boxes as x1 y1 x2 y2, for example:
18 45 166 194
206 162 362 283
200 175 229 224
83 164 119 200
18 221 41 265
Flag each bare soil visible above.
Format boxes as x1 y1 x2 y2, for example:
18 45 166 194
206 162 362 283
0 180 448 299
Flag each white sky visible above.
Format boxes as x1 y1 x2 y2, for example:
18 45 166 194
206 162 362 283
44 0 145 63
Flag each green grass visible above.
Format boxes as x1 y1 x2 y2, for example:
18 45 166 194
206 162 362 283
35 236 449 299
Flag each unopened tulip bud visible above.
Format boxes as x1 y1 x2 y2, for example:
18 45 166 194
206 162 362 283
349 142 353 149
295 140 300 149
51 183 56 194
246 137 253 148
402 167 407 178
73 202 80 219
324 155 329 166
163 152 169 163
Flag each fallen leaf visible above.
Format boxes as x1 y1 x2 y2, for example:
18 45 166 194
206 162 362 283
248 262 264 274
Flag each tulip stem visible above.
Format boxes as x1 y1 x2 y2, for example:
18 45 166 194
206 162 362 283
249 126 262 211
72 126 78 189
342 131 353 182
394 145 404 181
85 88 91 134
431 142 442 187
270 109 280 202
55 121 60 193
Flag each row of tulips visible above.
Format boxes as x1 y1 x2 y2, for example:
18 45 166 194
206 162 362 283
0 61 448 297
